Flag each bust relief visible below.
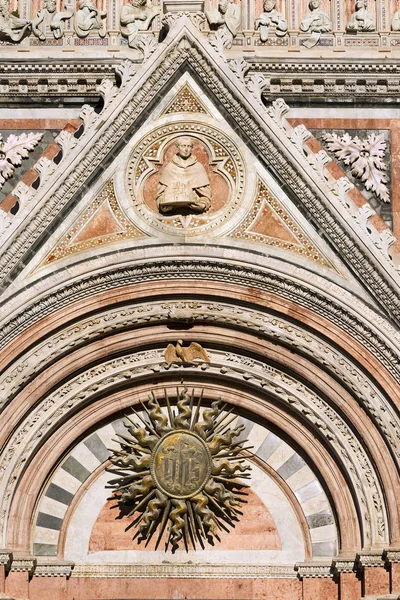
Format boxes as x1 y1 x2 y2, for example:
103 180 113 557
206 0 241 49
32 0 73 40
346 0 375 32
75 0 106 37
156 137 212 214
255 0 287 42
0 0 31 41
120 0 160 47
300 0 331 48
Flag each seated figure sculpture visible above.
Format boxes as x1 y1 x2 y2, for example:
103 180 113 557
32 0 73 40
255 0 287 42
156 137 212 214
300 0 331 48
120 0 159 48
75 0 106 37
0 0 30 41
206 0 241 49
346 0 375 32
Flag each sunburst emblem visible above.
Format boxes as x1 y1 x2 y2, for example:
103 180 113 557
108 387 252 551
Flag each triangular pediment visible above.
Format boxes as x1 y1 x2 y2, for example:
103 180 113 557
0 17 399 322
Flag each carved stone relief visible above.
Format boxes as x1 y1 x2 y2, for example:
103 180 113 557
74 0 106 37
120 0 159 48
300 0 331 48
124 121 246 235
206 0 241 50
0 0 31 41
32 0 73 40
255 0 287 43
346 0 375 32
0 132 43 188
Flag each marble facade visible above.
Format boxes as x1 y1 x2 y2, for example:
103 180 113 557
0 3 400 600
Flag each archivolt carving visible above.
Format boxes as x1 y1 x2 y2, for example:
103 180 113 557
1 259 400 385
0 348 387 547
3 299 399 467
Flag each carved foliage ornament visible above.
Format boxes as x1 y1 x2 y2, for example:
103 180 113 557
0 132 43 188
108 387 251 551
323 132 389 204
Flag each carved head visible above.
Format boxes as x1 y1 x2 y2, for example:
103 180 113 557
175 136 194 160
309 0 319 9
44 0 57 12
130 0 146 7
263 0 276 12
218 0 229 14
355 0 367 8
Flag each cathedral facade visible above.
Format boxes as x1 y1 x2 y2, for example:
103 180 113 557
0 1 400 598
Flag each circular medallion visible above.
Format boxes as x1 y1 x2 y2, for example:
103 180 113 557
151 429 212 499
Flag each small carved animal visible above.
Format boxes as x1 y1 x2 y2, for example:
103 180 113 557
165 340 210 365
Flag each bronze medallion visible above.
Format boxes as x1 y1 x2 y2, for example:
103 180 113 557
151 430 212 499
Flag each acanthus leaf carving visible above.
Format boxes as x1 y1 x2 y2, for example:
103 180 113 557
79 104 97 134
229 56 249 83
323 132 390 204
97 78 118 110
267 98 290 130
0 132 43 188
247 73 267 102
115 59 136 88
54 130 77 160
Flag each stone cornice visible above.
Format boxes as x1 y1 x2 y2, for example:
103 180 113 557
70 563 297 579
9 556 36 574
384 549 400 565
295 561 333 579
356 552 386 569
34 559 74 577
0 549 12 569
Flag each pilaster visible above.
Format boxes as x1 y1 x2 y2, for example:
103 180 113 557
384 548 400 594
357 552 390 598
6 556 36 599
296 561 338 600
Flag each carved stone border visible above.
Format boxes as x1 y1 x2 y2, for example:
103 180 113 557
1 298 399 472
1 259 399 385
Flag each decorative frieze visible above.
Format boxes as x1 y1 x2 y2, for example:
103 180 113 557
10 556 36 574
295 561 333 579
34 559 74 577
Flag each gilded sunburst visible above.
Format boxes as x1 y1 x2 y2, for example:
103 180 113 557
108 387 252 551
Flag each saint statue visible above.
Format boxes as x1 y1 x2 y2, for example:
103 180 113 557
32 0 73 40
120 0 159 48
74 0 106 37
156 137 212 214
0 0 31 41
255 0 287 42
206 0 241 49
346 0 375 32
300 0 331 48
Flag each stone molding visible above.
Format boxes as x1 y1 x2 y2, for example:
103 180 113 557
1 298 399 475
0 21 399 326
69 563 298 579
295 561 333 579
33 559 74 577
384 549 400 565
0 347 388 549
9 556 36 574
357 552 386 569
2 58 400 101
1 258 399 386
332 558 357 574
0 549 12 569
